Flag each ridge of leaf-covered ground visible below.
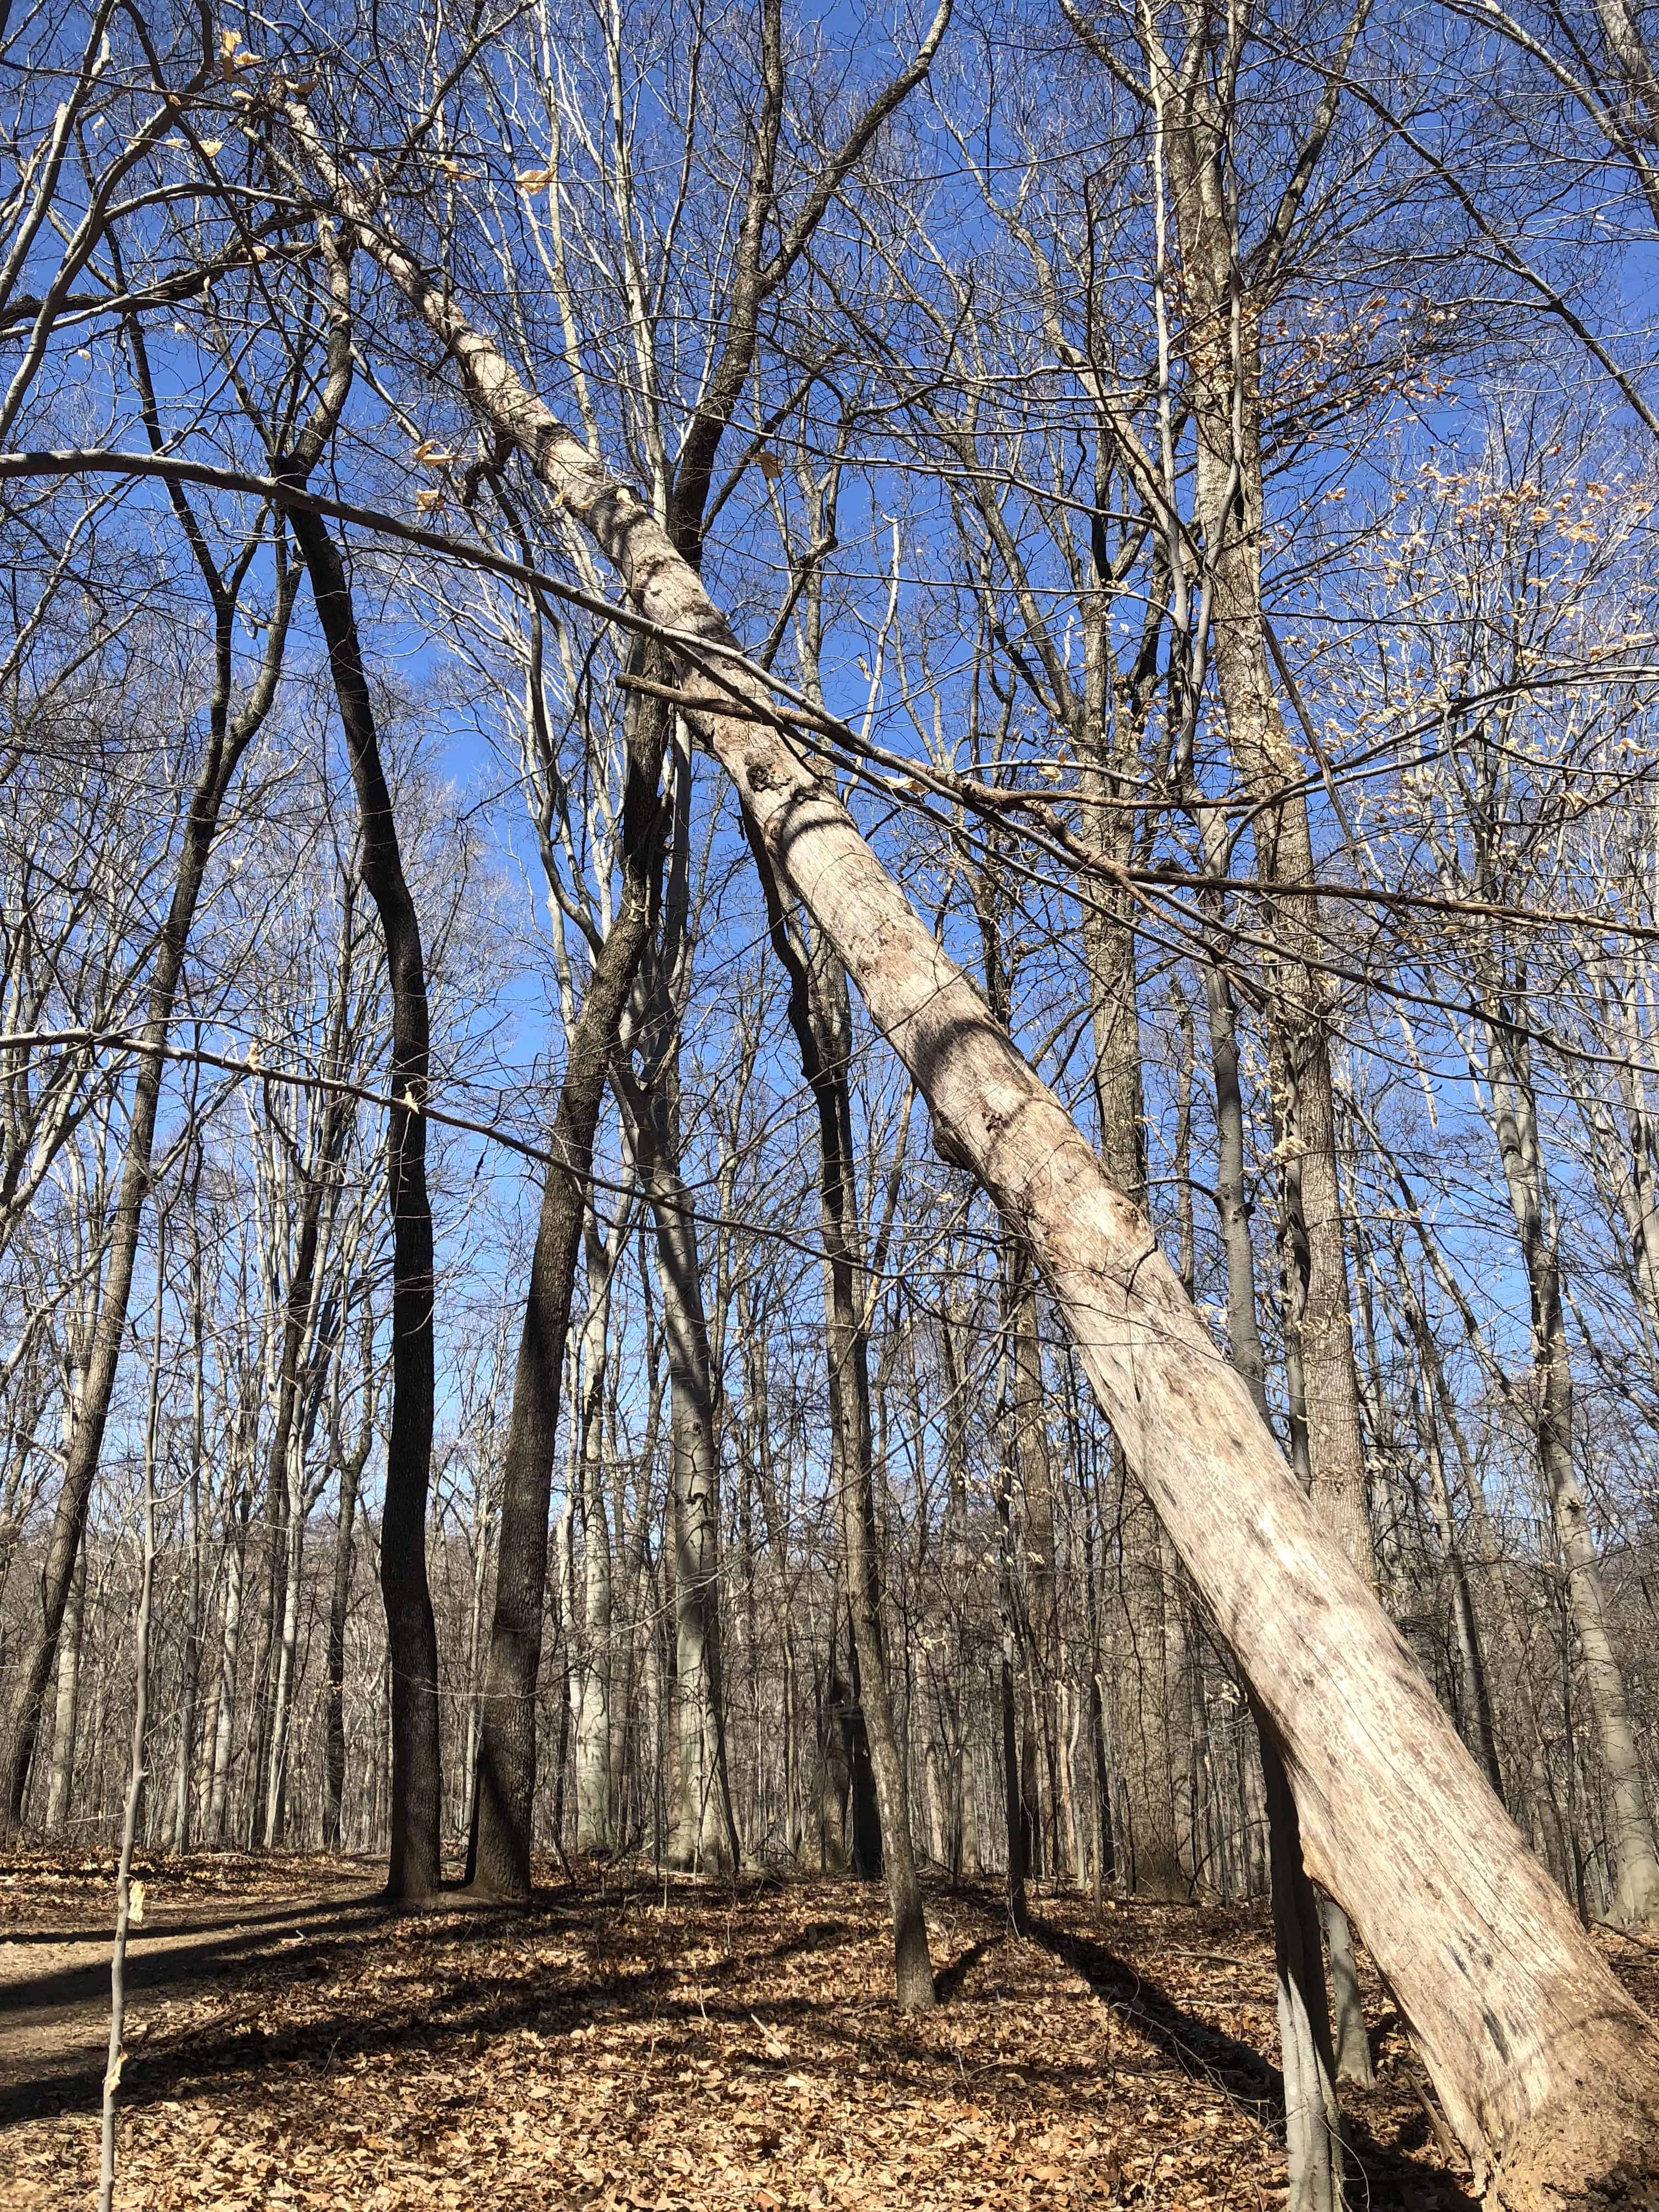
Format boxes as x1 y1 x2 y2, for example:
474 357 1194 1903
5 1853 1650 2210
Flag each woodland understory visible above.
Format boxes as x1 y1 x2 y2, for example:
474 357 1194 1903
5 0 1659 2207
14 1853 1651 2212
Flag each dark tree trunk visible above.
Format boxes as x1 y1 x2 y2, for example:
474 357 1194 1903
747 822 935 2003
466 675 667 1902
288 505 442 1904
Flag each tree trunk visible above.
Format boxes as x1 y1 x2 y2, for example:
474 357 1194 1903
1195 870 1346 2205
206 1467 251 1846
1483 1003 1659 1924
750 825 935 2002
262 1438 306 1849
288 506 441 1903
246 1134 341 1838
171 1290 205 1854
1401 1277 1506 1802
0 581 292 1836
465 675 665 1903
324 1414 366 1854
44 1543 86 1836
1259 1703 1345 2212
311 213 1659 2203
628 1074 738 1875
572 1205 623 1852
1008 1269 1061 1884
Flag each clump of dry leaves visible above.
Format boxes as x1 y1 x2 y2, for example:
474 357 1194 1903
4 1852 1639 2211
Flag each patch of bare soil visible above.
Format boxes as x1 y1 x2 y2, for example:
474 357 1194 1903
0 1853 1638 2211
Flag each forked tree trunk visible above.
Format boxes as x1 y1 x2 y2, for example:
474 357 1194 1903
270 180 1659 2203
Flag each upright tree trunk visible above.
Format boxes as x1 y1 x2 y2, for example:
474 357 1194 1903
246 1144 337 1834
0 574 294 1836
936 1289 975 1881
1258 1698 1345 2212
324 1374 370 1854
287 505 441 1903
171 1279 205 1853
751 826 935 2004
1154 28 1383 2076
1195 882 1345 2211
571 1205 623 1851
466 678 665 1903
206 1470 251 1846
1082 840 1186 1901
262 1433 307 1848
283 207 1659 2202
1482 1002 1659 1924
1008 1268 1061 1883
1398 1272 1506 1802
44 1543 86 1836
629 1076 739 1874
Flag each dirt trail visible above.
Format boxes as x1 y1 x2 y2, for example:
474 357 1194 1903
0 1855 384 2119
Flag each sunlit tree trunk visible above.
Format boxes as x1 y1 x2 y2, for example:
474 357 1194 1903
299 198 1659 2201
1481 995 1659 1923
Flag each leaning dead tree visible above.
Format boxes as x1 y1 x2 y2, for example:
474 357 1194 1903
282 97 1659 2210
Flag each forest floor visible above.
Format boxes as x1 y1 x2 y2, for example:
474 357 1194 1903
2 1853 1655 2211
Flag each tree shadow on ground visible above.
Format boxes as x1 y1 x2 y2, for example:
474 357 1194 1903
0 1864 1485 2212
1034 1917 1480 2211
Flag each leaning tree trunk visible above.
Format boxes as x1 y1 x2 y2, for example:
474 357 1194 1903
265 171 1659 2202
